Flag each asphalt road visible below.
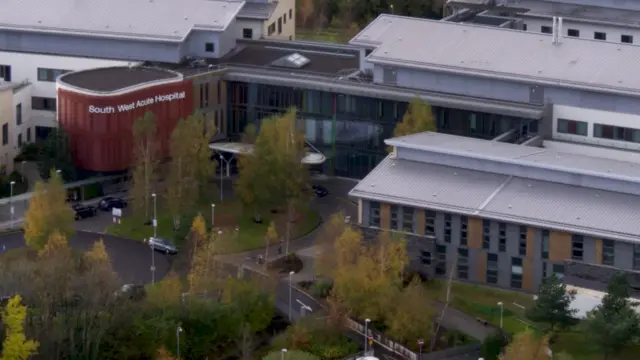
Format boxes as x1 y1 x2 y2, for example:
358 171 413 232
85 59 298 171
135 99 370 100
0 230 172 285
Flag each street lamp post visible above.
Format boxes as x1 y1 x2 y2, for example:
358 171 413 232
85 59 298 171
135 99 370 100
219 154 224 202
152 193 157 238
418 339 424 360
281 348 287 360
497 302 504 329
211 203 215 228
20 161 25 183
9 181 15 227
288 271 295 322
364 318 370 353
176 326 183 358
148 238 156 284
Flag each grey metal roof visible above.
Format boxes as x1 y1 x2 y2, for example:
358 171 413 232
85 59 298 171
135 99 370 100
510 0 640 27
237 1 277 20
349 156 640 242
0 0 245 42
350 14 640 96
386 132 640 182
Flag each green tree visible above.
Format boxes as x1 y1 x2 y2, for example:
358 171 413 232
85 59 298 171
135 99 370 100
37 127 76 181
264 222 278 269
390 97 436 152
584 274 640 360
165 112 217 228
130 111 159 220
24 169 75 250
526 274 577 332
0 295 39 360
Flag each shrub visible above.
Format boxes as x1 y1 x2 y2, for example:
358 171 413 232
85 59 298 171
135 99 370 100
480 332 509 360
311 279 333 298
263 350 319 360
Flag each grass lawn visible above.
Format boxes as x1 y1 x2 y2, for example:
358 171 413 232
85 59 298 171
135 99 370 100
296 28 349 43
106 200 320 254
425 279 537 334
552 331 640 360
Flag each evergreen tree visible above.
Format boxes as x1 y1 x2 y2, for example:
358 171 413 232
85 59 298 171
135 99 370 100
526 274 577 332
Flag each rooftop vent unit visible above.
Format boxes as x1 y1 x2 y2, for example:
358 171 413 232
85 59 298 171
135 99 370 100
270 53 310 69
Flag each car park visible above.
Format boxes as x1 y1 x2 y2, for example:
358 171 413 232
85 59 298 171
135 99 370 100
148 237 178 254
99 197 128 211
72 204 97 220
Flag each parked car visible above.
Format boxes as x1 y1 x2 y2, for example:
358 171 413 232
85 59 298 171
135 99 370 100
311 184 329 198
149 237 178 254
72 204 97 220
115 284 146 301
99 197 128 211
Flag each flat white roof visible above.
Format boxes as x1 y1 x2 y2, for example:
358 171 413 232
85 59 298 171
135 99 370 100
209 142 326 165
566 285 640 318
351 14 640 96
0 0 245 42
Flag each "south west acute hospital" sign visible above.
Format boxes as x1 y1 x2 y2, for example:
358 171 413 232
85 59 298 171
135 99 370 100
88 91 186 114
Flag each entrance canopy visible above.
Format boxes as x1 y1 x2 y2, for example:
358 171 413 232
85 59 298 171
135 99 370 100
209 142 326 165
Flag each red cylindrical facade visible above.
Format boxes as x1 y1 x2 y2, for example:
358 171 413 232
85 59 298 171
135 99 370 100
58 81 193 172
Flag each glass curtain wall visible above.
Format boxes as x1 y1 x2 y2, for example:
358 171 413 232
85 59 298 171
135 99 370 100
227 81 536 178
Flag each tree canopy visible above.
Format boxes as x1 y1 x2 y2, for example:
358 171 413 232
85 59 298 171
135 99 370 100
526 274 577 332
0 295 39 360
392 97 436 137
130 111 159 220
499 330 550 360
24 169 75 250
37 127 76 181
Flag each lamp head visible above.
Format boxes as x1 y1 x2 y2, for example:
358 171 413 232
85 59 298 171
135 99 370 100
10 181 15 185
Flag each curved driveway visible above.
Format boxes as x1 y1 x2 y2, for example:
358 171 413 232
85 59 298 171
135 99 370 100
0 230 171 285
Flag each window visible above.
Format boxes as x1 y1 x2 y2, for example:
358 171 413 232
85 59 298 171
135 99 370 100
457 248 469 279
487 253 499 284
460 216 468 246
0 65 10 81
205 42 215 53
277 17 282 34
541 26 552 34
425 211 435 236
482 219 491 249
593 123 640 143
37 68 70 82
567 29 580 37
511 257 523 289
402 207 413 233
420 250 431 265
602 240 615 266
17 133 22 147
542 262 548 278
390 205 399 230
552 264 565 279
369 202 380 228
268 22 276 36
541 230 549 259
622 34 633 44
283 13 287 24
522 24 527 31
2 123 8 145
15 104 22 126
435 245 447 275
498 223 506 252
444 214 452 243
242 28 253 39
634 245 640 271
571 235 584 261
365 49 373 57
199 84 209 108
557 119 587 136
519 226 527 256
31 97 56 111
289 9 292 20
594 32 607 40
26 127 31 142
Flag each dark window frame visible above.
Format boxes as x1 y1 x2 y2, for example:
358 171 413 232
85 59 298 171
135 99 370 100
457 247 469 279
205 42 215 53
511 257 523 289
31 97 57 111
425 211 436 236
498 222 506 252
567 28 580 37
541 25 552 34
557 118 587 136
242 28 253 39
487 253 499 284
444 214 452 243
369 202 381 228
602 240 615 266
289 9 292 20
571 235 584 261
622 34 633 44
594 31 607 40
37 67 70 82
0 64 10 81
460 216 468 246
518 226 527 256
15 103 22 126
390 205 399 230
541 230 549 259
402 206 414 233
482 219 491 249
2 123 8 146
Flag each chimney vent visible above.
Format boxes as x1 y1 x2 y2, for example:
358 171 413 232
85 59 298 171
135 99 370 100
552 17 557 44
557 17 563 44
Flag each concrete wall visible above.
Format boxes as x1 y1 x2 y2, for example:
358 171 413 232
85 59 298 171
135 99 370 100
263 0 296 40
236 19 264 40
358 199 638 293
0 30 181 63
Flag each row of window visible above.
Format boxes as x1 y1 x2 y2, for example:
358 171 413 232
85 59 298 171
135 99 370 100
0 65 73 83
557 119 640 144
2 123 32 147
538 25 633 43
267 9 293 37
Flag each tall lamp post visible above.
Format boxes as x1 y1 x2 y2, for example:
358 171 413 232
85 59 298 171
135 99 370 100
364 318 371 354
148 238 156 284
219 154 224 202
151 193 157 238
9 181 15 227
281 348 287 360
211 203 215 228
497 302 504 329
418 339 424 360
288 271 295 322
20 161 26 183
176 326 183 358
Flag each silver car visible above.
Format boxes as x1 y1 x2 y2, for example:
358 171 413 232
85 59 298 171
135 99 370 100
148 237 177 254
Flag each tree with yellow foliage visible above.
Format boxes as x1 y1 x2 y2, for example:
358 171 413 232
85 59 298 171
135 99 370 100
389 97 436 152
146 272 184 309
264 222 278 269
85 239 110 265
315 212 349 278
500 330 550 360
387 277 435 344
188 215 209 294
37 230 70 259
130 111 159 220
24 169 74 250
0 295 39 360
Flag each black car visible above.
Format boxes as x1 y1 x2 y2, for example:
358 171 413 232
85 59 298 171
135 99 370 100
311 185 329 198
72 204 97 220
99 197 128 211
